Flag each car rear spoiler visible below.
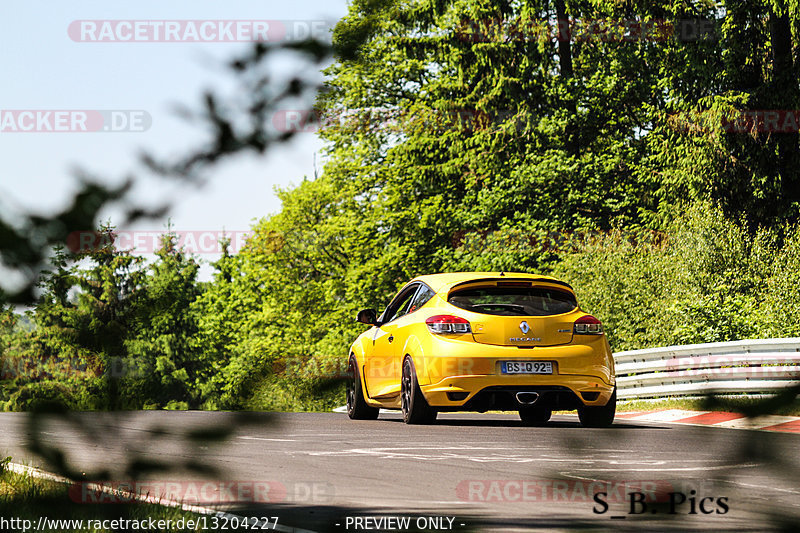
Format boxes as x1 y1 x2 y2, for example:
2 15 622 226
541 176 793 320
449 277 574 291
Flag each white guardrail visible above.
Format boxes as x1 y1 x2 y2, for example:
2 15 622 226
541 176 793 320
613 338 800 400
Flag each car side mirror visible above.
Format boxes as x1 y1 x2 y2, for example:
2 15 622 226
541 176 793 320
356 309 378 326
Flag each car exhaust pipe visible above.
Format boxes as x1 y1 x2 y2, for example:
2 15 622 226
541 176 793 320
516 392 540 405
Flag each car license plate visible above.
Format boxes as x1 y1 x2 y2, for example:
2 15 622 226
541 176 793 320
501 361 553 374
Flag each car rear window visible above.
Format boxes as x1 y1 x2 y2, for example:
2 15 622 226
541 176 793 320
448 286 578 316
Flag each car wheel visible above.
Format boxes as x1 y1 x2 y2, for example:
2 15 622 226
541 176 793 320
401 357 437 424
346 356 379 420
519 405 552 426
577 387 616 428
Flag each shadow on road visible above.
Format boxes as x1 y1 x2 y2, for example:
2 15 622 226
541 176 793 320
377 415 665 429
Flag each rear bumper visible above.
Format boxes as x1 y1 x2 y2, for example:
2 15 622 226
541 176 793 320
421 376 615 409
416 334 615 409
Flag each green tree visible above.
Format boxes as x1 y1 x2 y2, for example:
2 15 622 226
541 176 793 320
1 228 147 410
124 231 204 409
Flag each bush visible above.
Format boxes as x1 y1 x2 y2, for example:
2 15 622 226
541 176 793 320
554 202 789 351
5 381 78 411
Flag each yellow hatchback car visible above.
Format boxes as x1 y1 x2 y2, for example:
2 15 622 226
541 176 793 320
346 272 616 426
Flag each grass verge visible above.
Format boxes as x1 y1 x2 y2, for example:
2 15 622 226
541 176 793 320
616 396 800 416
0 459 209 532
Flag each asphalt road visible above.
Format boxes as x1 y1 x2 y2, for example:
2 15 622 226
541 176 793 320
1 410 799 532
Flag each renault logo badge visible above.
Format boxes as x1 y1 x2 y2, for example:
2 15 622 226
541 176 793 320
519 321 530 334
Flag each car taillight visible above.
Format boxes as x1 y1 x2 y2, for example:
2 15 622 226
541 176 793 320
574 315 603 335
426 315 472 335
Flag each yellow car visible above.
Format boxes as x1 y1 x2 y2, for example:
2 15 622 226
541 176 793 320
346 272 616 426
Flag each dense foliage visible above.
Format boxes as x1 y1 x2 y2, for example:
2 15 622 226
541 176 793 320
3 0 800 410
1 230 204 410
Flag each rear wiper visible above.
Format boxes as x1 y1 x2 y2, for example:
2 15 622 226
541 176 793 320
471 303 528 313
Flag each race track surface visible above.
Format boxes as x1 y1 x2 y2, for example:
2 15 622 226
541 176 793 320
1 411 798 532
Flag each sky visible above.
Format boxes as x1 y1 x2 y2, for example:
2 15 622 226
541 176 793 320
0 0 350 281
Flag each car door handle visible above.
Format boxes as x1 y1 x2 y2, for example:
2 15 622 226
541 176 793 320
388 335 394 343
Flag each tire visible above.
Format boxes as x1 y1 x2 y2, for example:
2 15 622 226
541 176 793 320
577 387 616 428
401 357 437 424
346 356 379 420
519 405 552 426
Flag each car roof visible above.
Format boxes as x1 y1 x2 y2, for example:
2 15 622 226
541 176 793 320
408 272 572 294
